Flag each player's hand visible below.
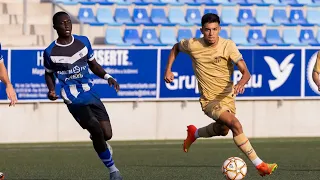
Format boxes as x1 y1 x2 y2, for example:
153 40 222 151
108 78 120 92
164 70 174 83
234 84 245 95
47 90 58 101
6 84 17 107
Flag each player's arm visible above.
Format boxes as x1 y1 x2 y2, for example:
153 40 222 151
0 59 17 106
43 51 58 101
164 43 180 83
88 59 119 92
234 60 251 95
312 51 320 91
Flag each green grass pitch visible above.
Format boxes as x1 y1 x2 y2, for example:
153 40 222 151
0 137 320 180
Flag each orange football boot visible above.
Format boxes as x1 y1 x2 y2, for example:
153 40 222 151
256 162 278 176
183 125 197 153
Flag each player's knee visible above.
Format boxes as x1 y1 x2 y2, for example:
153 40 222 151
219 125 229 136
87 118 104 139
229 118 243 135
104 131 112 141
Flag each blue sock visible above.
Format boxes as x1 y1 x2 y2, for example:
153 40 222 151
98 148 118 173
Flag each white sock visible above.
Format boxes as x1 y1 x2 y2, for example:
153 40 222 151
194 129 199 139
252 157 263 167
109 164 119 173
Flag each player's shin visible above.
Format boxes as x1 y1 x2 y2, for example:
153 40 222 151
98 146 119 173
233 133 263 167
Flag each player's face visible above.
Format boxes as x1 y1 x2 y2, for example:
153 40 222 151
54 15 72 37
200 22 221 45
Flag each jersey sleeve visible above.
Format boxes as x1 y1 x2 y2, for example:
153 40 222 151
0 44 3 63
313 51 320 73
84 37 95 61
179 39 191 54
43 50 54 73
227 40 243 64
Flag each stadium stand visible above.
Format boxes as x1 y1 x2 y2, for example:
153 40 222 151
1 0 320 46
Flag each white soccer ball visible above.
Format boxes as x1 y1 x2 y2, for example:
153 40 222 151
222 157 247 180
0 172 5 180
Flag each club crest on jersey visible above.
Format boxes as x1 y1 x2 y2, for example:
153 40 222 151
213 56 221 63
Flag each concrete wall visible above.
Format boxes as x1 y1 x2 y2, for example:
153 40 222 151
1 99 320 143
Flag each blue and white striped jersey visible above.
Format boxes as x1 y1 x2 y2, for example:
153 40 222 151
44 35 99 105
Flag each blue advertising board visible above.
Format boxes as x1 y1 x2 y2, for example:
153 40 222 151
305 49 320 97
91 49 157 99
9 48 157 102
160 48 302 99
2 47 319 102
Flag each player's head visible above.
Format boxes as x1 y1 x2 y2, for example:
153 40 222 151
200 13 221 45
53 11 72 38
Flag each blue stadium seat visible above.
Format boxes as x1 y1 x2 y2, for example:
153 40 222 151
230 28 250 45
96 8 121 26
282 29 302 45
124 29 142 45
160 0 183 5
280 0 298 4
246 0 263 4
296 0 314 4
78 8 97 24
143 0 166 5
299 29 318 44
220 29 229 39
238 9 257 24
177 29 193 41
195 29 203 38
160 28 177 45
168 8 193 26
179 0 198 4
133 8 152 25
212 0 234 4
186 9 201 25
289 10 307 24
195 0 216 4
151 8 172 25
105 29 126 45
108 0 130 5
248 29 266 44
204 8 218 15
114 8 134 25
229 0 247 4
221 8 244 26
142 29 161 45
266 29 285 45
55 0 78 5
263 0 281 5
272 9 289 24
255 8 277 25
306 9 320 25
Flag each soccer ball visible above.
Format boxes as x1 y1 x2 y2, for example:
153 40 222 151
222 157 247 180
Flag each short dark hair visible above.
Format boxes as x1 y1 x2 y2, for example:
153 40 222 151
53 11 69 25
201 13 220 26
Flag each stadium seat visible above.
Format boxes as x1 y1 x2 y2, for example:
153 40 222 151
265 29 285 45
306 9 320 25
108 0 130 5
272 9 290 24
289 10 307 24
160 0 183 5
142 29 161 45
221 8 244 26
114 8 138 25
133 8 152 25
177 29 193 41
296 0 314 5
299 29 318 44
124 29 142 45
55 0 78 5
230 28 250 45
186 9 201 25
238 9 257 24
212 0 235 4
105 29 126 45
151 8 173 26
195 0 216 4
220 29 229 39
96 8 121 26
78 8 97 24
230 0 247 4
204 8 218 15
168 8 193 26
255 8 278 25
282 29 303 45
195 29 203 38
280 0 298 4
246 0 263 4
248 29 266 44
142 0 166 5
263 0 282 4
160 28 177 45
